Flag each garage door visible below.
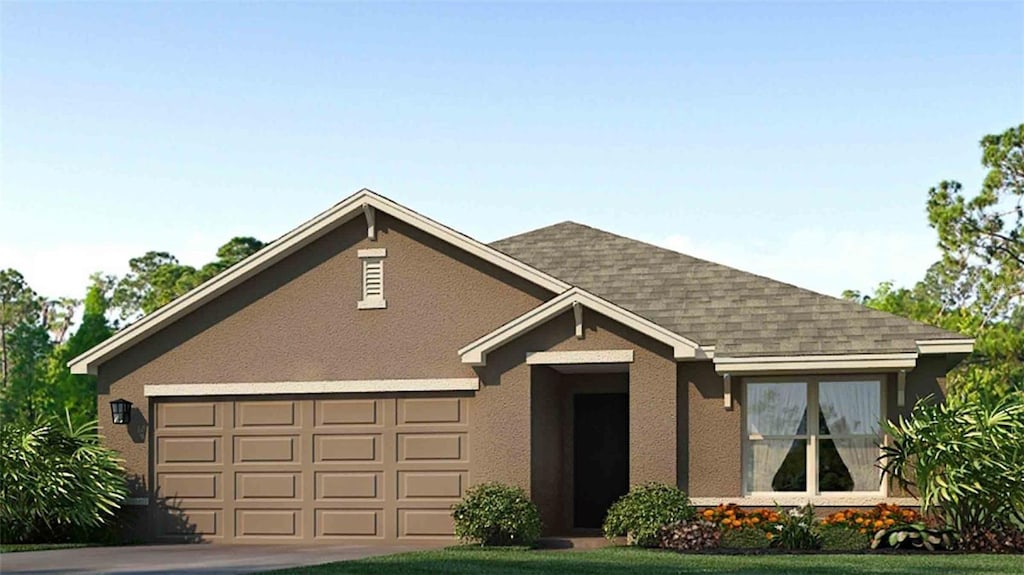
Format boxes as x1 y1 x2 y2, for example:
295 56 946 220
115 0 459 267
153 394 470 543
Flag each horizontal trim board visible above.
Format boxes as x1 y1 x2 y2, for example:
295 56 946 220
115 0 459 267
916 339 974 354
144 378 480 397
526 350 634 365
690 496 918 507
714 353 917 374
357 247 387 258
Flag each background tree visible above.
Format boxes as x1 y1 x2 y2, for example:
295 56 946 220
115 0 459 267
927 124 1023 321
0 269 43 387
111 237 266 321
46 275 116 424
846 124 1024 401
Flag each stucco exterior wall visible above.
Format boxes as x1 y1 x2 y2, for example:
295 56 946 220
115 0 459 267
682 362 742 497
97 212 552 499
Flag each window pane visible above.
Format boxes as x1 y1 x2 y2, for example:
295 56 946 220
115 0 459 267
746 439 807 492
819 438 880 492
819 381 880 436
746 382 807 436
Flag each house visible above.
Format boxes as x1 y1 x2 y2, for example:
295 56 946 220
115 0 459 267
69 189 973 544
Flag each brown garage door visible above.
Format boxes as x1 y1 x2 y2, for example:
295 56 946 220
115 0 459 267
153 393 470 543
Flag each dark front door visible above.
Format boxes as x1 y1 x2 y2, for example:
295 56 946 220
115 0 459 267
573 393 629 528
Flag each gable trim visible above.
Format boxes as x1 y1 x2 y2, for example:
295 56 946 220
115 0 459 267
458 287 702 366
69 189 571 375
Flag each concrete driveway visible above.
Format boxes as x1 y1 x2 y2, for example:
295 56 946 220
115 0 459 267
0 543 428 574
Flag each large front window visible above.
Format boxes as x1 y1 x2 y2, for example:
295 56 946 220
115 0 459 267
743 377 883 495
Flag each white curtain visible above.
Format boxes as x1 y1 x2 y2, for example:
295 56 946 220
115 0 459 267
819 381 881 491
747 383 806 492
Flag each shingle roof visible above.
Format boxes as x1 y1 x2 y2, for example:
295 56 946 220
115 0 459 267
490 221 964 358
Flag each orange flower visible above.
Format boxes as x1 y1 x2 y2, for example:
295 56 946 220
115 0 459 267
765 533 773 540
874 520 885 529
703 509 714 517
859 528 867 534
721 519 731 526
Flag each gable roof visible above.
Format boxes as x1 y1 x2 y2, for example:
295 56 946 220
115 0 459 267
458 286 703 365
68 189 570 375
490 221 968 358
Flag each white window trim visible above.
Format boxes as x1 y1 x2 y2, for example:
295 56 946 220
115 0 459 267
741 374 888 500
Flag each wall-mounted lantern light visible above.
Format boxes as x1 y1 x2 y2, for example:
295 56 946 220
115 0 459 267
110 398 132 425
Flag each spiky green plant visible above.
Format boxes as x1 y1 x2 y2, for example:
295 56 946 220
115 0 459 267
1 411 128 543
879 392 1024 537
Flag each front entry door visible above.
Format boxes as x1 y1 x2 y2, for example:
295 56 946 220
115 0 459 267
573 393 629 528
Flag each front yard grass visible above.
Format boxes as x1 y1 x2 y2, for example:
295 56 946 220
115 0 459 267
269 545 1022 575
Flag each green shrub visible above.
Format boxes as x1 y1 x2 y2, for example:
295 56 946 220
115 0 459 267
0 413 128 543
602 483 695 547
450 483 541 546
657 519 721 551
816 523 870 551
879 392 1024 539
870 522 956 552
720 526 772 549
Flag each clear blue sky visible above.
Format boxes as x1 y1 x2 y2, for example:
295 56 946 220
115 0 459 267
2 2 1022 301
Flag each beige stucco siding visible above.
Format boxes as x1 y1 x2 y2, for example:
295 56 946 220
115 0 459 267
682 362 742 497
97 212 552 499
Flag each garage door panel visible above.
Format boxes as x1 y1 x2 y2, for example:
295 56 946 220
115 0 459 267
398 509 456 537
236 472 301 500
235 401 299 428
236 509 302 537
155 395 470 543
158 437 220 464
234 435 299 463
157 402 220 429
158 472 222 501
158 508 221 539
316 509 384 538
398 471 465 500
315 471 382 500
397 433 466 461
316 399 381 426
397 398 465 425
314 434 380 462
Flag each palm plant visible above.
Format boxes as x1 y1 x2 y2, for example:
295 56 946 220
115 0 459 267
879 392 1024 539
1 411 128 543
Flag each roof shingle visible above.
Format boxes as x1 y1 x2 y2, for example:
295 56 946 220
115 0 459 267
490 221 964 357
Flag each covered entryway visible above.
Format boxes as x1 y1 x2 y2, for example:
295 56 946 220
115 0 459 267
152 393 471 543
530 362 631 534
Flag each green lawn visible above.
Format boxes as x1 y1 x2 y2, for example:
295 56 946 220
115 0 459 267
269 546 1022 575
0 543 93 553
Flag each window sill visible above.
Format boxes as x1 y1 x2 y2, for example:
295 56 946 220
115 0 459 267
690 495 917 507
357 299 387 310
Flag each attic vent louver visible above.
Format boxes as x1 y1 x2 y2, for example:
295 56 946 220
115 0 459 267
357 248 387 309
